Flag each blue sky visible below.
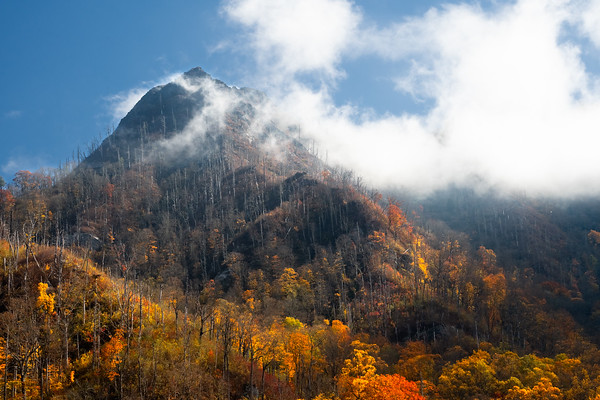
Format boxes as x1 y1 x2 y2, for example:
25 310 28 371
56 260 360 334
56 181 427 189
0 1 399 174
2 0 600 197
0 0 464 179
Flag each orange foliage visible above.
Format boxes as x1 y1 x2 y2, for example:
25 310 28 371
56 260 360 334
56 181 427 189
364 374 425 400
588 230 600 246
397 341 440 383
483 272 507 334
388 202 407 231
101 329 125 381
388 200 413 241
368 231 387 247
478 246 498 272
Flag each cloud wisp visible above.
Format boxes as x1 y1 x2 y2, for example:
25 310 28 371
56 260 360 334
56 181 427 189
219 0 600 198
149 73 299 168
152 76 243 161
106 72 183 122
3 110 23 119
1 155 52 181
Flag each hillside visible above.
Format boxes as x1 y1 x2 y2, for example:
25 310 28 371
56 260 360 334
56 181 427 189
2 67 600 399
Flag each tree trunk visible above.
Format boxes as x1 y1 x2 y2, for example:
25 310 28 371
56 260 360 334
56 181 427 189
3 332 8 400
20 370 26 400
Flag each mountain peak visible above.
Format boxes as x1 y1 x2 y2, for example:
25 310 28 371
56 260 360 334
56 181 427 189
183 66 209 80
81 67 321 176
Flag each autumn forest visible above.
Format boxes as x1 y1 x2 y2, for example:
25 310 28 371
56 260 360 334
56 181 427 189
2 69 600 399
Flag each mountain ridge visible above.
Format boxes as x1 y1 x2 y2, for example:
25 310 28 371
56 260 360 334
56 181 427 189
2 66 600 399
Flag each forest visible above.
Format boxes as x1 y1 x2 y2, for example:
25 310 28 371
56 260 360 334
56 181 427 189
2 68 600 399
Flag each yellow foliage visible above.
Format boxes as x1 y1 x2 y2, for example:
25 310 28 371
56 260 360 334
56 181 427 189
278 268 311 299
283 316 304 330
313 393 340 400
417 256 428 278
339 344 379 399
76 352 93 370
0 240 10 259
506 377 562 400
37 282 55 315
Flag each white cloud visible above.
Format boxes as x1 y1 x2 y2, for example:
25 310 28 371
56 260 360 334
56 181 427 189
368 0 600 196
220 0 600 198
152 73 305 167
222 0 361 85
154 76 242 159
579 0 600 47
1 159 20 176
106 87 149 122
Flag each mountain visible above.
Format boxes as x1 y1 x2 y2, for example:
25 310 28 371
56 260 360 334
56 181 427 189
47 66 600 344
3 67 600 399
416 188 600 274
83 66 320 175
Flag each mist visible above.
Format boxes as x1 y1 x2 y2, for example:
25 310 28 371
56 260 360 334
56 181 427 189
148 73 302 168
218 0 600 198
105 0 600 199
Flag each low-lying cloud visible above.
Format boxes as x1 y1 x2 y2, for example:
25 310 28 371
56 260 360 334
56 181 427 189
151 74 296 166
220 0 600 198
153 77 243 161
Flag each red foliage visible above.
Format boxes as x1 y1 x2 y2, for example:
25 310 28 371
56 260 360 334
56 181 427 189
0 188 15 211
364 374 425 400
